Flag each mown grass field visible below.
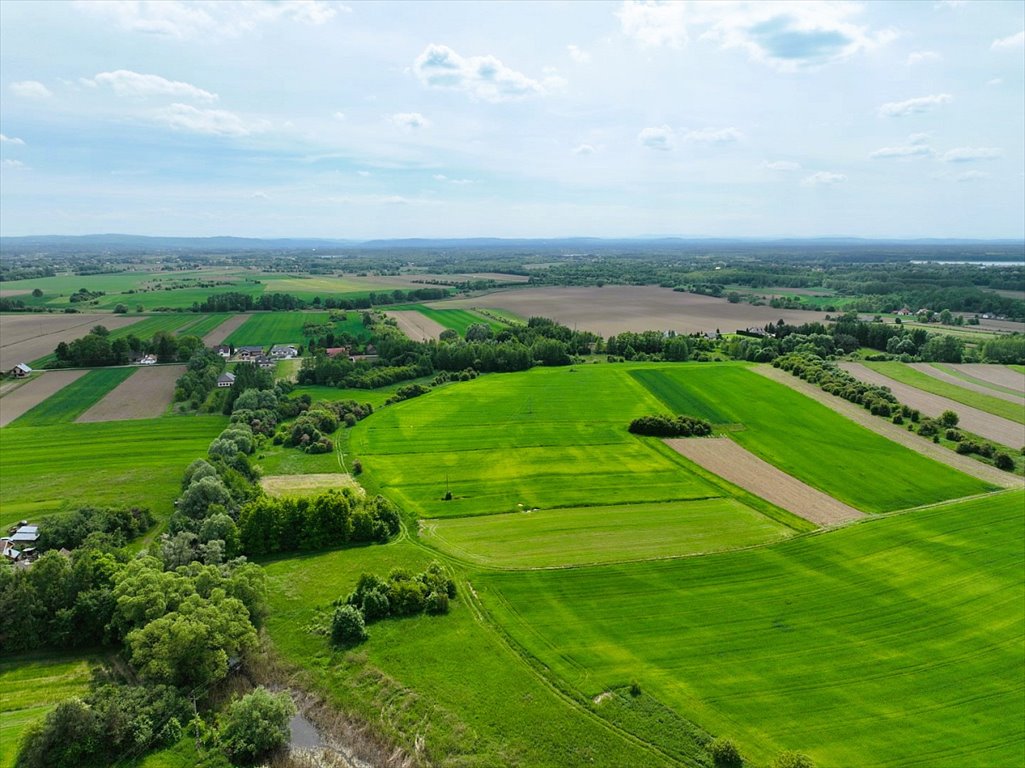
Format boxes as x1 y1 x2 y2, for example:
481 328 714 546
292 379 431 409
174 312 234 338
862 361 1025 424
403 304 506 334
631 365 991 512
0 416 227 519
262 539 680 768
478 490 1025 767
0 655 96 768
929 363 1024 397
10 367 136 426
422 498 791 568
225 311 368 347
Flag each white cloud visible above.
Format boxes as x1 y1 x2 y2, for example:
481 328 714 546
433 174 448 181
86 70 217 101
0 134 26 146
878 93 952 117
801 171 847 186
683 126 744 143
413 44 549 102
763 160 801 171
618 1 688 48
2 159 27 169
567 44 592 63
10 80 52 99
433 173 473 185
155 103 264 136
333 111 347 121
249 191 270 200
573 144 597 155
356 170 371 177
908 132 932 145
907 50 940 65
956 170 989 182
991 30 1024 50
72 0 339 40
987 78 1003 86
638 125 675 151
390 112 429 129
870 144 934 159
942 146 1002 162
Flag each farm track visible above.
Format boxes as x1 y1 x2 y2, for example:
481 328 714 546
0 370 87 427
909 363 1025 404
76 365 186 422
947 363 1025 391
665 437 865 526
840 362 1025 448
385 310 447 341
201 313 248 345
755 366 1023 488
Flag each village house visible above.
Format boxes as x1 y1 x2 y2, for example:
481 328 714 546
255 355 276 369
7 363 32 378
236 345 264 360
269 344 299 359
217 371 236 388
2 523 40 565
324 347 349 358
215 344 232 358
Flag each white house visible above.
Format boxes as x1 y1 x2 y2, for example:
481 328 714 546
217 372 236 388
270 344 299 359
8 363 32 378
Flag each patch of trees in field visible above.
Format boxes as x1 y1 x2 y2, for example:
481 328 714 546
49 324 204 368
173 347 226 410
192 286 448 313
628 415 713 437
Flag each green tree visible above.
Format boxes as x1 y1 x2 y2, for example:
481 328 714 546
772 751 815 768
219 687 296 765
331 604 368 645
706 737 742 767
940 410 959 428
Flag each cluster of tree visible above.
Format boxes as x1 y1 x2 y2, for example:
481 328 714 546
980 335 1025 365
333 562 456 645
228 381 304 437
173 347 227 410
37 505 154 551
191 286 449 313
52 325 204 368
628 415 713 437
238 490 400 556
773 353 902 417
706 736 815 768
430 368 478 385
0 264 56 281
384 382 430 404
68 287 106 303
605 331 693 361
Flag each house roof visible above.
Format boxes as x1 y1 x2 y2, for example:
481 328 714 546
13 363 32 373
239 345 264 352
217 372 236 382
11 532 38 542
16 526 37 535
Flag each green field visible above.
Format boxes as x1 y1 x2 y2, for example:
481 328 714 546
10 367 136 426
225 311 369 346
0 655 96 768
403 304 507 334
631 365 992 512
174 312 235 338
0 417 227 519
1010 364 1025 375
860 362 1025 424
292 379 431 409
478 490 1025 767
422 498 791 568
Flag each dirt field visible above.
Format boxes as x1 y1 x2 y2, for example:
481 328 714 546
385 310 448 341
991 288 1025 301
666 437 865 526
76 365 186 422
260 473 361 497
948 364 1025 391
202 313 248 345
0 288 30 297
909 364 1024 404
840 363 1025 448
0 370 87 427
0 313 140 370
756 366 1022 488
429 286 831 336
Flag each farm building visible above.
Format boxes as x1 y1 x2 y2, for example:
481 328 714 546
217 372 236 388
138 354 157 365
215 344 232 358
255 355 276 369
270 345 299 359
237 345 264 360
325 347 349 358
7 363 32 378
9 525 38 544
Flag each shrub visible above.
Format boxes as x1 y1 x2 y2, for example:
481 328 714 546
995 453 1015 471
425 590 450 615
331 604 368 645
940 409 960 427
628 414 712 437
706 736 743 768
219 687 296 765
628 681 641 697
771 750 815 768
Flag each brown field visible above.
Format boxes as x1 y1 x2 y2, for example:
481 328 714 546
76 365 186 422
990 288 1025 301
429 286 831 336
949 364 1025 391
909 364 1024 404
0 313 140 370
975 317 1025 334
260 473 361 497
757 366 1022 487
840 363 1025 448
385 310 448 341
0 370 87 427
372 272 530 287
0 288 30 297
666 437 865 526
202 313 248 345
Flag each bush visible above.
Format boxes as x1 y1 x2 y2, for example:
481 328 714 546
331 604 368 645
771 750 815 768
707 736 743 767
628 414 712 438
219 687 296 765
940 409 960 427
995 453 1015 471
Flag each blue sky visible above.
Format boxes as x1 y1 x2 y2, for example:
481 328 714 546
1 0 1022 238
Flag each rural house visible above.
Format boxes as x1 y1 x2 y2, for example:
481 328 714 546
7 363 32 378
255 355 276 369
237 345 264 360
215 344 232 358
325 346 349 358
270 344 299 359
217 372 236 388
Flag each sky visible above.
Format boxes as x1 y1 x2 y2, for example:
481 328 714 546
1 0 1023 239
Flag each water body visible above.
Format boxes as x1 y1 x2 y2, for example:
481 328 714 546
289 711 324 750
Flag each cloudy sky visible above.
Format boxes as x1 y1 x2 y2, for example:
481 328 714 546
1 0 1023 238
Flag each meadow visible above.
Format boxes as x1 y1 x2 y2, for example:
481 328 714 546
401 304 507 334
225 311 369 347
478 490 1025 767
9 367 136 426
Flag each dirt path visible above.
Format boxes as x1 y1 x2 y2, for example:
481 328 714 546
385 310 447 341
202 313 248 346
666 437 865 526
76 365 185 422
0 370 88 427
756 366 1022 488
908 364 1024 404
839 363 1024 448
948 364 1025 391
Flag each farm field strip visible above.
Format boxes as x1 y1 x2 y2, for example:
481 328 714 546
665 437 865 525
844 363 1025 446
402 304 506 334
174 312 234 338
201 312 248 345
106 314 210 341
385 310 448 340
630 365 991 512
910 363 1025 402
224 311 368 346
0 313 141 371
478 490 1025 768
422 498 793 568
76 365 186 422
8 367 136 426
0 370 87 427
937 363 1025 393
755 365 1022 488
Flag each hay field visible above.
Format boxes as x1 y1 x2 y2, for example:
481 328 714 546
0 313 140 370
77 365 186 422
909 363 1024 403
201 313 248 345
0 370 87 427
431 285 830 336
385 310 447 341
944 363 1025 392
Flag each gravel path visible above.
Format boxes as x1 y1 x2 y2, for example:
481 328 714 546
0 370 87 427
666 437 865 526
839 363 1024 448
908 364 1024 404
756 366 1022 488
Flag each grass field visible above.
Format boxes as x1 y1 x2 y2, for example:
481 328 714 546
0 655 96 768
862 361 1025 424
402 304 506 334
630 365 992 512
1011 365 1025 375
931 363 1025 397
292 379 432 409
9 367 136 426
478 490 1025 767
174 313 234 338
0 417 227 520
225 312 369 346
422 498 792 568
